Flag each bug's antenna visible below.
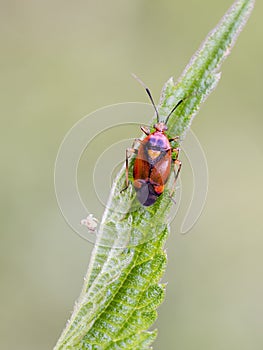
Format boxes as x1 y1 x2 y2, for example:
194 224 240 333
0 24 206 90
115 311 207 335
132 73 160 122
165 99 184 125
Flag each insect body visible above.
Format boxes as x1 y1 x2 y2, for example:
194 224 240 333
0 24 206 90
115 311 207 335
123 76 183 206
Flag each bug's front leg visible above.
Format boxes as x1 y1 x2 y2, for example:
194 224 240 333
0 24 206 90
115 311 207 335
169 135 180 143
141 126 150 135
170 148 182 198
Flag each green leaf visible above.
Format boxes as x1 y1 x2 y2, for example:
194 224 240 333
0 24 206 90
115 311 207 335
54 1 254 349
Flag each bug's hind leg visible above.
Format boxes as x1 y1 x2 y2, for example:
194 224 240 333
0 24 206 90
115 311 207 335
120 147 137 193
121 136 146 193
169 148 182 198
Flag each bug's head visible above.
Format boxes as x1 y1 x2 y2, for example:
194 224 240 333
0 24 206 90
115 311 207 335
154 122 168 132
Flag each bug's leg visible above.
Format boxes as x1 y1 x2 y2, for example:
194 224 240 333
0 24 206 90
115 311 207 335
169 135 180 143
121 135 143 193
120 147 137 193
170 148 182 198
141 126 150 135
131 138 143 149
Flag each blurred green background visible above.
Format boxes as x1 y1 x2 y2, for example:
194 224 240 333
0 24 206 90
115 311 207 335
1 1 262 349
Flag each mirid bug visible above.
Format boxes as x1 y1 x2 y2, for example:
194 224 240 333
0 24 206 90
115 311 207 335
122 76 184 206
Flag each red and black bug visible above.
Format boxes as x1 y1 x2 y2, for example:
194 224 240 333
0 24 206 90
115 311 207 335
122 76 183 206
